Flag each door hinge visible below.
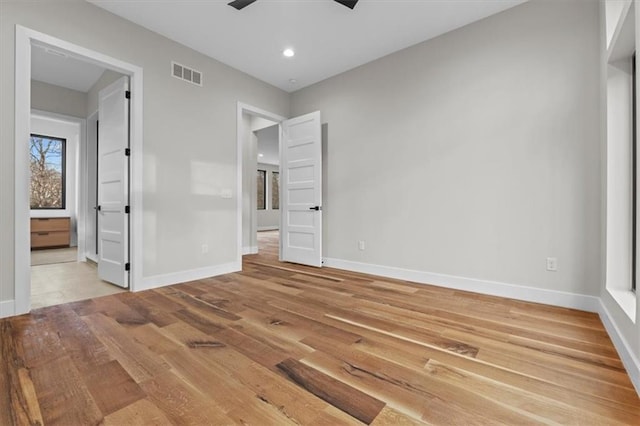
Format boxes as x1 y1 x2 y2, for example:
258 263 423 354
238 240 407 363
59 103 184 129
125 205 130 214
125 148 130 156
125 263 130 271
125 90 131 99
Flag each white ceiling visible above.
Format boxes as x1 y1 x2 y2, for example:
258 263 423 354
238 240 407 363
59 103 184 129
257 124 280 166
88 0 527 92
31 44 107 92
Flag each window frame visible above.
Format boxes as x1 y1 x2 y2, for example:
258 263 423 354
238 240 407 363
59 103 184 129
29 133 66 210
271 171 280 210
257 169 266 210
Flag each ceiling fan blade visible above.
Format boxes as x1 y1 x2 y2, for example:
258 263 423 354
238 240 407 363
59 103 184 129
334 0 359 9
228 0 258 10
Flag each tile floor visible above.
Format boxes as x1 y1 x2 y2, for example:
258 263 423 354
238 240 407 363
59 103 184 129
31 249 125 309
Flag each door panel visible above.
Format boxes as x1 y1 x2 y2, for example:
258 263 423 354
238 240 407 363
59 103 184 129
97 76 129 288
280 111 322 267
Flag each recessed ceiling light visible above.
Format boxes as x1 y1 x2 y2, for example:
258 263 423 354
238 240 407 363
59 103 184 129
283 48 295 58
289 79 297 84
258 153 264 157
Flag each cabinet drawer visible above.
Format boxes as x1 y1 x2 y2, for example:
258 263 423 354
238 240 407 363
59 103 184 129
31 217 70 233
31 231 70 248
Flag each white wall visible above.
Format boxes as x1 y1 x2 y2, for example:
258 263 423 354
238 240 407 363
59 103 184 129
257 124 279 166
1 0 289 304
291 0 601 297
30 114 80 246
257 163 280 231
31 80 87 118
606 60 634 298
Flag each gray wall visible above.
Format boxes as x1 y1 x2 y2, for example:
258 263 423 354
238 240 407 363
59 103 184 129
86 69 124 116
291 0 601 296
1 0 289 302
31 80 87 118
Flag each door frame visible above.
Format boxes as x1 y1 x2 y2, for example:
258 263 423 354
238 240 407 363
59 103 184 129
236 102 286 265
85 110 99 263
14 25 144 315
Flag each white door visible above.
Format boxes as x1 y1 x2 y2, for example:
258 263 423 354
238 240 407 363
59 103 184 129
280 111 322 267
97 76 130 288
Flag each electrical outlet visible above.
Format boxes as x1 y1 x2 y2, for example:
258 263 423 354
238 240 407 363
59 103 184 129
358 240 365 251
546 257 557 272
202 244 209 254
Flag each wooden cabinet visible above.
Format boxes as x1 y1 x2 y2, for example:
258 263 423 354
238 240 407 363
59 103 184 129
30 217 70 249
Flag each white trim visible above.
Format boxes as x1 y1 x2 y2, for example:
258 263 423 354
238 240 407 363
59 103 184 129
324 258 601 312
84 110 99 263
598 299 640 395
15 26 31 315
243 246 259 255
0 300 16 319
14 25 144 316
236 102 286 268
138 262 241 292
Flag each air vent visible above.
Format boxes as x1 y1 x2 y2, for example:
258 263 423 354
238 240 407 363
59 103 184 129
171 61 203 86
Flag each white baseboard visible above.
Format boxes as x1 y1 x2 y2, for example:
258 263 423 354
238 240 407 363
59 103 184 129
598 300 640 395
0 299 16 319
243 246 258 255
258 226 279 231
323 258 600 313
137 261 241 292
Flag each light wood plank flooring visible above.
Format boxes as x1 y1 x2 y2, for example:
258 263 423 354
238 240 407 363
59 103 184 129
2 231 639 425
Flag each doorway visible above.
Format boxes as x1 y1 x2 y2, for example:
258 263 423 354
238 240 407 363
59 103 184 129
13 26 144 315
237 103 323 268
28 110 125 309
256 123 281 255
237 103 284 261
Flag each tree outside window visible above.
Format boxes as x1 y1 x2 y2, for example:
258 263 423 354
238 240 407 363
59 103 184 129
30 134 66 209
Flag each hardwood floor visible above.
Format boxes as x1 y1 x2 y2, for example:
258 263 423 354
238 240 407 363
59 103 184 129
2 230 639 425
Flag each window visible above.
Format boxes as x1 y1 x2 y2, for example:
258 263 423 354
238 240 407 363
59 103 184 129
272 171 280 210
257 169 266 210
30 134 66 209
